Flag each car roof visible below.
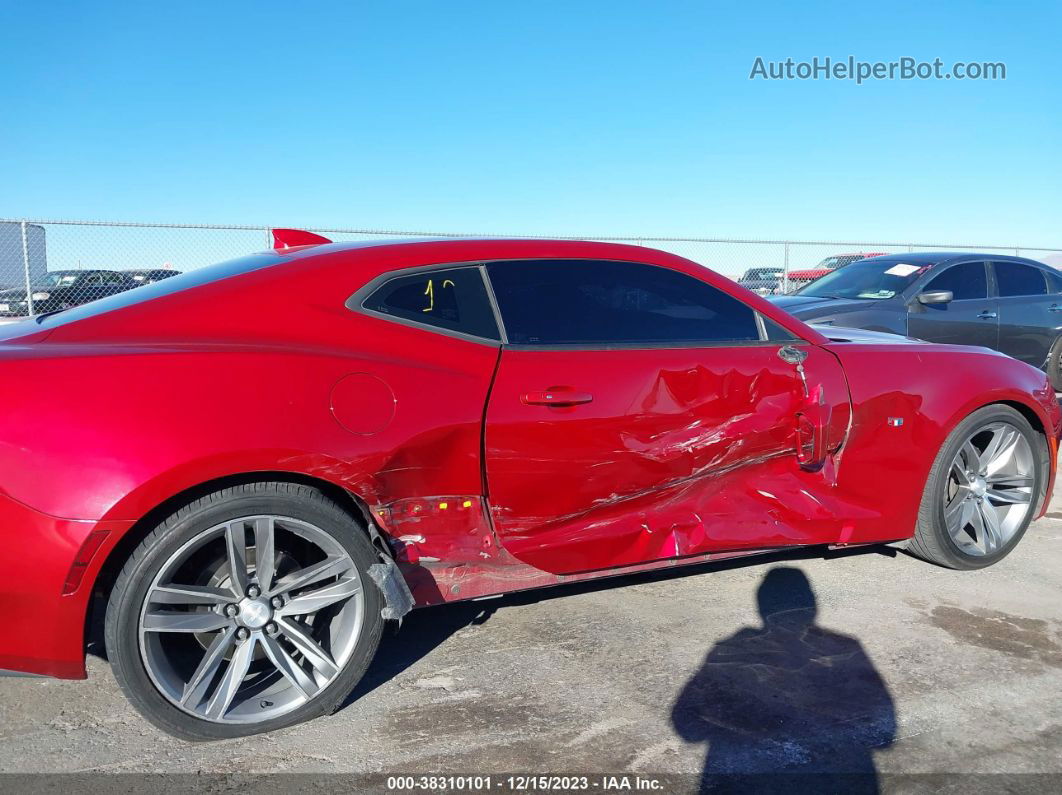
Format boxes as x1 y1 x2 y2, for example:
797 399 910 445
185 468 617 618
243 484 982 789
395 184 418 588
51 268 121 275
13 237 829 348
862 251 1047 266
272 237 681 271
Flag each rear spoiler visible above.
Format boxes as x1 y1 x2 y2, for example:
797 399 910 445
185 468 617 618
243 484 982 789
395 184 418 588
271 228 333 250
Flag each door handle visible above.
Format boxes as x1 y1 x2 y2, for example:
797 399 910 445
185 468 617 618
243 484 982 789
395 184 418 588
977 311 997 319
1050 304 1062 313
521 390 594 407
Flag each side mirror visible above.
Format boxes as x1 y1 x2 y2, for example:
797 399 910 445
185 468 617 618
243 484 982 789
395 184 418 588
918 290 953 305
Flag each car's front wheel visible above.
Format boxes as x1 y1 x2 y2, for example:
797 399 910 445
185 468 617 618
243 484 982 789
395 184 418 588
105 482 384 740
909 404 1047 569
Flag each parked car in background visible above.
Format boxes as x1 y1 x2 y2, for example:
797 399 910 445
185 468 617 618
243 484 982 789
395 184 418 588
771 252 1062 388
126 269 182 285
736 266 784 294
0 233 1057 740
0 269 138 318
784 252 888 292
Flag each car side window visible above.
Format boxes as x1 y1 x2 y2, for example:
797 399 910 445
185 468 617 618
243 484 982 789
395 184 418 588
1045 269 1062 294
361 266 500 341
995 261 1047 297
486 259 761 346
760 314 797 341
923 262 987 300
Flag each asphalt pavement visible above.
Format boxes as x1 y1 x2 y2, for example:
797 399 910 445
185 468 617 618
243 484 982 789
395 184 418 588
2 467 1062 792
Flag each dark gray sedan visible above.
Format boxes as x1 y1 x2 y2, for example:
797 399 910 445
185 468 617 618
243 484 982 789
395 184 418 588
770 252 1062 388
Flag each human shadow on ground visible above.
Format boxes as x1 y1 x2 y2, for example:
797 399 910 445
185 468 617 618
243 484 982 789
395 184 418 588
671 566 896 794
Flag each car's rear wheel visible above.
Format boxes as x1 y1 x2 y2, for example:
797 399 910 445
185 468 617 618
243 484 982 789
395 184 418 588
105 482 383 740
1046 336 1062 392
909 405 1046 569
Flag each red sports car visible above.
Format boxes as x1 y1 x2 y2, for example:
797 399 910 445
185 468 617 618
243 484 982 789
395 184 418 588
0 231 1057 740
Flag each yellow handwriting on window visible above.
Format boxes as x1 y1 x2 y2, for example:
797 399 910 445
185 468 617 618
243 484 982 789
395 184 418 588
423 278 456 312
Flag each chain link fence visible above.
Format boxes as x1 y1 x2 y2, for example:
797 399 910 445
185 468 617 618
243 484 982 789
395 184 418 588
1 218 1060 319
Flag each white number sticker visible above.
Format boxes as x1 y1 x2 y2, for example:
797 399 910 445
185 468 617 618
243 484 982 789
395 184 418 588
884 264 920 277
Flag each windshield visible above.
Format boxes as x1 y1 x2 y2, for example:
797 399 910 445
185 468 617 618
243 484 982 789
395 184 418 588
798 259 931 300
816 255 861 270
742 268 782 279
38 271 81 288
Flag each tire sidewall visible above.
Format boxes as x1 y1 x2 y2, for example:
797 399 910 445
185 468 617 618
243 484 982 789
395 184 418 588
927 406 1044 569
106 488 383 741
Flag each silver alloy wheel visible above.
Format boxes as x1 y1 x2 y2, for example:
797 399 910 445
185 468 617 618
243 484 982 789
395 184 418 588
943 421 1036 556
138 515 364 724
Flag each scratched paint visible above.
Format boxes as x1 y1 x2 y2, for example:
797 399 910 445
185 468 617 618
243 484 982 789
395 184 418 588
378 494 797 606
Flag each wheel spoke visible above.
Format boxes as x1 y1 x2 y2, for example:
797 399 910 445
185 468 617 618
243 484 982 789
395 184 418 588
181 627 237 706
967 503 987 552
225 521 250 597
960 441 982 475
204 635 256 720
260 634 319 698
142 610 231 633
277 617 338 679
277 577 361 617
254 517 276 592
986 473 1033 487
979 425 1008 467
983 428 1020 477
269 556 354 597
986 488 1031 506
955 499 975 535
943 491 967 530
148 584 234 606
979 502 1003 553
950 460 971 485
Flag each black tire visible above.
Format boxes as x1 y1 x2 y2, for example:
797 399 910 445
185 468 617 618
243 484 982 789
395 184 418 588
105 481 384 740
908 405 1047 570
1046 336 1062 392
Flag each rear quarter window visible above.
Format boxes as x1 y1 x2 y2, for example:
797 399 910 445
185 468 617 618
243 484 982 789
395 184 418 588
360 266 500 341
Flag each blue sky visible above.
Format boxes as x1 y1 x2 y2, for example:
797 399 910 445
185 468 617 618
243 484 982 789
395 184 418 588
1 0 1059 245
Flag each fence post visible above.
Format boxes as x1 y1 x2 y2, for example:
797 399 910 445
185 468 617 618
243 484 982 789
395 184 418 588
782 242 790 294
20 221 34 316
